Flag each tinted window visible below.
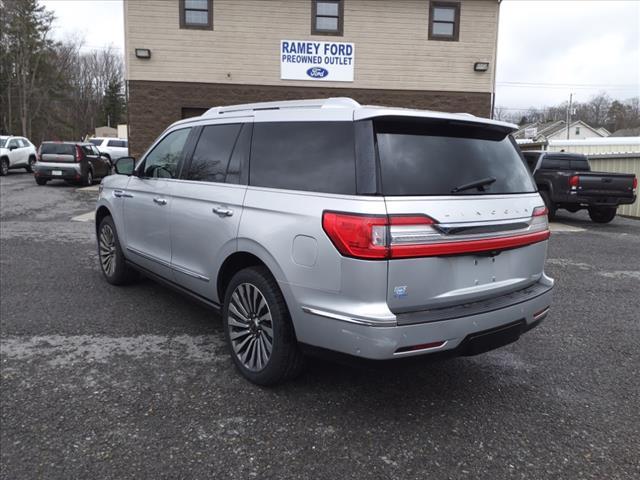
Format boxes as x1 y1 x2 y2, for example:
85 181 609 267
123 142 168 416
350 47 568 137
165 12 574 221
540 156 570 170
570 158 590 171
0 138 6 147
107 140 126 148
186 124 243 183
250 122 355 194
143 128 191 178
89 139 102 146
375 118 535 196
41 143 75 155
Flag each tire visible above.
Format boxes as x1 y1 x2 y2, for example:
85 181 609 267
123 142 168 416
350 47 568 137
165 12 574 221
97 215 139 285
25 156 36 173
83 169 93 186
539 190 556 220
588 206 617 224
35 177 48 186
0 158 8 176
223 266 305 386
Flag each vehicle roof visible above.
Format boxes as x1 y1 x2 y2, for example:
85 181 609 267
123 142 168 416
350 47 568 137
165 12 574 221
41 141 93 145
165 97 518 132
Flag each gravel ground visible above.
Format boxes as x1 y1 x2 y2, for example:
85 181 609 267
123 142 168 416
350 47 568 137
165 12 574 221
1 171 639 479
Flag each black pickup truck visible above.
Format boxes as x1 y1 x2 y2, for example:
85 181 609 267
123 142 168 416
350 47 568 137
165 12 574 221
522 151 637 223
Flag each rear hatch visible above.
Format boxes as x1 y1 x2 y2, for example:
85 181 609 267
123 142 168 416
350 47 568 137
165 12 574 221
40 143 76 163
373 116 549 314
574 172 636 199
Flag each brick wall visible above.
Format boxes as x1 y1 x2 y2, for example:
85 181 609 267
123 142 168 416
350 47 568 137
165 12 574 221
127 80 492 158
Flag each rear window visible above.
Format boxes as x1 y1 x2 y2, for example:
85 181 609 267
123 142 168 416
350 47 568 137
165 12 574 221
374 118 536 196
107 140 126 148
540 155 570 170
250 121 356 195
570 157 590 171
40 143 75 155
88 139 102 146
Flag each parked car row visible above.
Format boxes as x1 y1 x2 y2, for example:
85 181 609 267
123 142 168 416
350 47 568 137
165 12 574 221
1 135 130 186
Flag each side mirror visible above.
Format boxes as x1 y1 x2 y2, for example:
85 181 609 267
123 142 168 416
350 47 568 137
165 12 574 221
114 156 136 176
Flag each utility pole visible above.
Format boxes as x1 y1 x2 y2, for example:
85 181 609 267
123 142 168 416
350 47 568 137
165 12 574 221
566 93 573 140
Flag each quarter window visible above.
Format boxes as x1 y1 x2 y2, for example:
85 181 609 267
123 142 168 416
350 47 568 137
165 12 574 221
250 122 356 195
185 124 243 183
429 2 460 41
142 128 191 178
312 0 343 36
180 0 213 30
107 140 126 148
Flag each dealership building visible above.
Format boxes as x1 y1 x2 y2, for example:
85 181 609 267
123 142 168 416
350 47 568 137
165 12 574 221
124 0 501 157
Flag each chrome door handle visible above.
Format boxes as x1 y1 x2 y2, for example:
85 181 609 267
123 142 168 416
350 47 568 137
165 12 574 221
212 206 233 217
113 189 133 198
153 197 168 206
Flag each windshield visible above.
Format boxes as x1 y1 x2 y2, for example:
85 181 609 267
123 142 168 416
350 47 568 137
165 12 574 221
374 118 536 196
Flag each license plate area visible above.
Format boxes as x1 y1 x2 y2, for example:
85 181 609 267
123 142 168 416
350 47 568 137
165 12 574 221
52 170 62 176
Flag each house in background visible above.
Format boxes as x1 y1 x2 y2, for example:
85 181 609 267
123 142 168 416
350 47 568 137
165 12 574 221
514 119 610 144
124 0 502 157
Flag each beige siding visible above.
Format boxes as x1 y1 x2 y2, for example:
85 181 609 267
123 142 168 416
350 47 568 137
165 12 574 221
125 0 498 92
589 156 640 218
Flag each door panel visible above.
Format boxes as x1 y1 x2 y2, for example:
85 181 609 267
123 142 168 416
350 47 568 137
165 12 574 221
122 177 174 278
170 181 246 300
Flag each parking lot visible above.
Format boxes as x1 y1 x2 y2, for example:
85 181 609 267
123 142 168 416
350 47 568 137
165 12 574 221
1 171 638 479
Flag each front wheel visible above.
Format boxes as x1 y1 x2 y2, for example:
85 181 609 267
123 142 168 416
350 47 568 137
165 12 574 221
588 206 617 223
223 266 305 386
97 216 139 285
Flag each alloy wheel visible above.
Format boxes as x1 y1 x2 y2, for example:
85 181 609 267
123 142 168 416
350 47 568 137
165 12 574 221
99 224 116 276
227 283 274 372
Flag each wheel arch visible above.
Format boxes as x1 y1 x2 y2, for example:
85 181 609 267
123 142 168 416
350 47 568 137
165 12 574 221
95 205 112 235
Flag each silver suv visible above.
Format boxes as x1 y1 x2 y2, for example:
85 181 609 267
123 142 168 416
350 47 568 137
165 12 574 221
96 98 554 385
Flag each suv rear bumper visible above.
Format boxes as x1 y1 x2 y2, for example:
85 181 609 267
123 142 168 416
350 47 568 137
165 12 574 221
34 162 81 181
295 275 553 360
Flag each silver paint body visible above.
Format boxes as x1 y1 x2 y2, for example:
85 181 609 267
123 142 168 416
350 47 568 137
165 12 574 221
97 98 554 360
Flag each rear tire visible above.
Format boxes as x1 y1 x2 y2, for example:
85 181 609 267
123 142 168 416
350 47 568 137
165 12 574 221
588 206 616 223
539 190 556 220
35 177 47 186
97 215 139 285
223 266 305 386
25 156 36 173
83 169 93 186
0 158 8 176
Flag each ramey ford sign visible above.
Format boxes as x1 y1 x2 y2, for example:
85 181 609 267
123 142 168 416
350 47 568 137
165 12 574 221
280 40 355 82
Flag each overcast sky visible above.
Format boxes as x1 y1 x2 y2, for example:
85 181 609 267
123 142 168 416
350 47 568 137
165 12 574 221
42 0 639 110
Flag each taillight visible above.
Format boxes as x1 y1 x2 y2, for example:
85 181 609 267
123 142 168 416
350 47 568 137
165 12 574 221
75 145 84 163
322 209 551 260
633 177 638 191
569 175 579 187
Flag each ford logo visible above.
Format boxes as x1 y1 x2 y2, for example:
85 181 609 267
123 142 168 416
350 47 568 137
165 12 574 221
306 67 328 78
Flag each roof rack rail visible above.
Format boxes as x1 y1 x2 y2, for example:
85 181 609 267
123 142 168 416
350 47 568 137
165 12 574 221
203 97 360 117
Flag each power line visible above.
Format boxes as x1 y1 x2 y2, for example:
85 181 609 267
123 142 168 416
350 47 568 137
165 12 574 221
497 81 638 90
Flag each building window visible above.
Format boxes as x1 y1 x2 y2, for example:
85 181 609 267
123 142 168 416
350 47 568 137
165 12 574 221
429 2 460 41
312 0 344 36
575 127 580 135
180 0 213 30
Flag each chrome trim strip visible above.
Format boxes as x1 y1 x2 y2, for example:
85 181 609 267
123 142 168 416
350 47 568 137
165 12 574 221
393 341 449 357
126 247 210 282
171 264 210 282
301 306 397 327
126 247 171 268
533 307 550 321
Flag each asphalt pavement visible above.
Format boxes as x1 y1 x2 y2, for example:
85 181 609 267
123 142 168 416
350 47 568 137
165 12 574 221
1 171 639 479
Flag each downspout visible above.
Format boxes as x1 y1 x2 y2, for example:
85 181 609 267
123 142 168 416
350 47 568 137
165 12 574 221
491 0 502 118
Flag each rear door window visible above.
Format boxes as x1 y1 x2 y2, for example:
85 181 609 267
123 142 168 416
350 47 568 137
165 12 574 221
185 124 243 183
250 121 356 195
374 118 535 196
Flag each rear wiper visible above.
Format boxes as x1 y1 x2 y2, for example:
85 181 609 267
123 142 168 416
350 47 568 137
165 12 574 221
450 176 497 194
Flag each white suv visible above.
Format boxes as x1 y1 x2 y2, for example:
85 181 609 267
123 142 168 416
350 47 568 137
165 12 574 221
0 136 37 175
88 137 129 163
